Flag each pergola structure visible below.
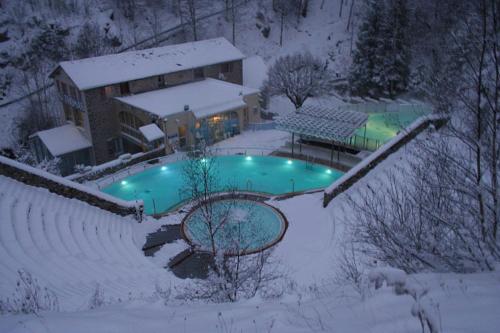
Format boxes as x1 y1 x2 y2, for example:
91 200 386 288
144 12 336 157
275 105 369 165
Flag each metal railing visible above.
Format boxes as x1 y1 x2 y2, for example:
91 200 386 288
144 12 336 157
247 122 276 131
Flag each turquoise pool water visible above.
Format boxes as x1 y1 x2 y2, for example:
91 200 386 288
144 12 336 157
102 155 343 215
182 199 285 254
356 109 430 144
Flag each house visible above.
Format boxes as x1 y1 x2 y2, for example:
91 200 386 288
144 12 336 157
30 37 262 175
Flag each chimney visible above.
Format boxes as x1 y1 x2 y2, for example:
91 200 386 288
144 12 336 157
184 105 189 111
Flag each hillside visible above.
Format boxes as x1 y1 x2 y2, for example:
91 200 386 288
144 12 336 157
0 0 499 332
0 0 352 150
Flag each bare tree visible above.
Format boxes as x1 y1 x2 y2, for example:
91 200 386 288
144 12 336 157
182 150 287 302
346 0 356 32
265 52 333 109
344 0 500 275
273 0 295 46
73 22 115 59
113 0 138 21
347 134 499 273
182 149 227 256
0 270 59 314
145 7 162 45
179 0 209 41
14 61 61 147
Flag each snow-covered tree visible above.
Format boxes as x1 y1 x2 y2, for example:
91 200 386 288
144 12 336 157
73 22 114 59
348 0 411 97
348 0 387 96
265 52 332 110
346 1 500 273
384 0 411 96
179 0 210 41
272 0 307 46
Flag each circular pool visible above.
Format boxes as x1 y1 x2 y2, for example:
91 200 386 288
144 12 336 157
102 155 343 215
181 198 287 255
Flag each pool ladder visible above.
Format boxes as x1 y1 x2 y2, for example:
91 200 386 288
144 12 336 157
305 156 315 170
290 178 295 192
246 179 253 191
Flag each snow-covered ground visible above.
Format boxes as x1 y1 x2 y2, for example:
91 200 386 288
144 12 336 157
0 175 169 311
1 1 499 331
1 126 499 332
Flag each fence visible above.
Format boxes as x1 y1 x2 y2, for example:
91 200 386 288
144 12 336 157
338 101 431 114
247 122 276 131
345 135 383 151
323 116 448 207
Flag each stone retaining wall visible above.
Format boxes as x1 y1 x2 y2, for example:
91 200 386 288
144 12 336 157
323 117 448 207
0 158 143 221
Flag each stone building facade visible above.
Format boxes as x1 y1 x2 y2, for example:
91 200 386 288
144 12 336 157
33 38 262 173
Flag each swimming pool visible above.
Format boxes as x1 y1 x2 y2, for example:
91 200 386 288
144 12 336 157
182 199 287 255
356 109 430 144
102 155 343 215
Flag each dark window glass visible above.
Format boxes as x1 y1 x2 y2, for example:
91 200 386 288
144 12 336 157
221 62 233 73
120 82 130 95
194 68 204 78
158 75 165 87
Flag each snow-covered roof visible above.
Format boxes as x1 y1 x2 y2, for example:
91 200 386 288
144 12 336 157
243 56 268 89
139 124 164 142
275 105 368 141
35 124 92 156
57 38 245 90
300 104 368 127
115 78 259 119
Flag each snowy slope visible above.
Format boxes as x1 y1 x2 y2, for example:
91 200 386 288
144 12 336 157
0 125 499 332
0 175 167 311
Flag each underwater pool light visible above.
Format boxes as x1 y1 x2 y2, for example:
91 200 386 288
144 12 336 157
200 158 207 163
121 180 127 185
246 156 252 161
161 166 167 171
326 169 332 174
287 160 293 165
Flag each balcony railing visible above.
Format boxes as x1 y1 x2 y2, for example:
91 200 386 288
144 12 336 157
120 124 144 144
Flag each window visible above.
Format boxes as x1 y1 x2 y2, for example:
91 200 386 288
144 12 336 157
194 68 204 79
61 82 68 96
120 82 130 95
101 86 113 100
119 111 144 129
158 75 165 88
73 109 83 127
107 138 122 157
221 62 233 73
64 105 73 121
178 125 187 147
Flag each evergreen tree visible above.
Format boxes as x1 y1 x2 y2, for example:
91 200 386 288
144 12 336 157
348 0 411 97
348 0 386 96
383 0 411 96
